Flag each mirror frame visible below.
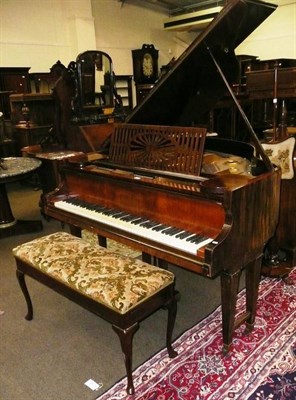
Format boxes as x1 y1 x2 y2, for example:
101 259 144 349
75 50 115 114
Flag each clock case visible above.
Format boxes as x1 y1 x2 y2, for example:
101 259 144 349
132 44 159 84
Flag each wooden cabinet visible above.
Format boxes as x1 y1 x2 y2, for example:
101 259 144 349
9 93 54 126
0 67 31 118
9 93 55 154
13 125 52 154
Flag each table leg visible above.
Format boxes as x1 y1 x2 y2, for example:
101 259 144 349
0 183 15 226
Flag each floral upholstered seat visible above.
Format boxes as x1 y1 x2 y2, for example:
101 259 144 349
13 232 174 314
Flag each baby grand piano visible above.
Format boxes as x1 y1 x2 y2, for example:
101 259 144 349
44 0 280 352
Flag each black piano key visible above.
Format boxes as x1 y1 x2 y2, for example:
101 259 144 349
89 203 105 211
111 211 128 219
101 208 114 215
103 208 122 216
140 221 160 228
175 231 193 239
70 199 80 206
161 228 173 235
186 234 207 243
152 224 170 232
131 217 149 225
185 234 198 242
120 215 139 222
163 227 180 235
109 210 124 217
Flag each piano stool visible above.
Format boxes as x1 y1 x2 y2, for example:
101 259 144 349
12 232 178 395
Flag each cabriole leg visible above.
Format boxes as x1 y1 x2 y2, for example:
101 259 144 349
16 269 33 320
166 290 178 358
112 323 139 395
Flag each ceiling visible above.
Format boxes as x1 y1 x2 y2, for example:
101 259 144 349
119 0 225 16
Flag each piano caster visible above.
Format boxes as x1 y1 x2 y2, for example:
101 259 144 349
245 321 254 334
222 343 232 355
168 347 178 359
222 320 255 354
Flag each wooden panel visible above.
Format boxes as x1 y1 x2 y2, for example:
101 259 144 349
79 123 114 151
247 67 296 99
109 123 207 175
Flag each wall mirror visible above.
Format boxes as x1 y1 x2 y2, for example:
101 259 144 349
75 50 114 112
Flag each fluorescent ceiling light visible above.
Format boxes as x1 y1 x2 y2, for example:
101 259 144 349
164 6 223 31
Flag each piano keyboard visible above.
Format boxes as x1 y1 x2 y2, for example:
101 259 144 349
54 198 213 255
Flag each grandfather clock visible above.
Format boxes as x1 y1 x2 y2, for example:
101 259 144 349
132 44 159 103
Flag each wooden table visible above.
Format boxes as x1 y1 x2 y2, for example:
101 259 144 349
0 157 43 238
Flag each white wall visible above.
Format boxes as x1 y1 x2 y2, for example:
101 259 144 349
90 0 195 75
236 0 296 59
0 0 95 72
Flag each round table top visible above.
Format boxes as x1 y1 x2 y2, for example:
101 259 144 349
0 157 41 179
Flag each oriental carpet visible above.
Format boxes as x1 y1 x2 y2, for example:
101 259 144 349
96 268 296 400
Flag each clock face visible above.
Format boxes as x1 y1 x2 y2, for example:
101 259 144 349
142 53 153 77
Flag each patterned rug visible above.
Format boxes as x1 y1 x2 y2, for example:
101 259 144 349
96 268 296 400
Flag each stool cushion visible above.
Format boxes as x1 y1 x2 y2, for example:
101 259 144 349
13 232 174 314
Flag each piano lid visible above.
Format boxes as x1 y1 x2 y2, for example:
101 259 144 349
126 0 277 126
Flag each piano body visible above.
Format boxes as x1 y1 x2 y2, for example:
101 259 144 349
44 0 280 352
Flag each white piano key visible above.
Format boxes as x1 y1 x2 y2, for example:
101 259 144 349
54 200 213 255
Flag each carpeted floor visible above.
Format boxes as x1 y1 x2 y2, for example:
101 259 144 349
96 269 296 400
1 181 226 400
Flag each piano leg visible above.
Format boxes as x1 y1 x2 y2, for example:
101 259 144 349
245 255 262 332
97 235 107 247
69 225 82 237
69 225 107 247
221 256 262 354
220 270 241 354
142 253 168 269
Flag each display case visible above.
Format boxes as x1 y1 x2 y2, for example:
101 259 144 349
114 75 133 111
